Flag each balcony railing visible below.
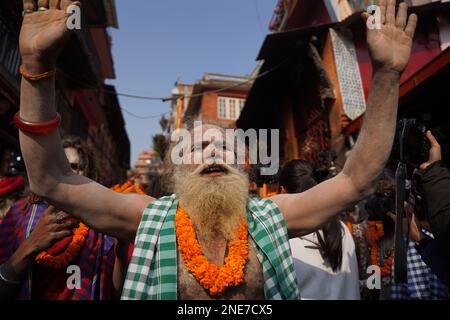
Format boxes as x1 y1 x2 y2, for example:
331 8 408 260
0 17 21 80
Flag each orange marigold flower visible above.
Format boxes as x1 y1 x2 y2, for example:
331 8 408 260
175 206 248 297
35 222 89 269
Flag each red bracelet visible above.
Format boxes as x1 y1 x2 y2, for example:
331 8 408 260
14 112 61 135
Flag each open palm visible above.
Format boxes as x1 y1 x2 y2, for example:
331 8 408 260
19 0 78 69
365 0 417 73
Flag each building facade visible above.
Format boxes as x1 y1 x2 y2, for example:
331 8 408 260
238 0 450 181
133 149 163 192
180 73 251 130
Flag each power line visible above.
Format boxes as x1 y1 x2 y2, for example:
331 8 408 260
56 72 170 120
121 109 170 120
116 59 289 119
115 92 169 101
58 56 290 103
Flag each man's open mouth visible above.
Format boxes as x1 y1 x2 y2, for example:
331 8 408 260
200 164 229 176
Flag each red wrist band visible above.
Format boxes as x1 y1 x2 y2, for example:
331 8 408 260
14 112 61 135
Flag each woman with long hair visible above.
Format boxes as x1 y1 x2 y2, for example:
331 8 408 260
279 160 360 300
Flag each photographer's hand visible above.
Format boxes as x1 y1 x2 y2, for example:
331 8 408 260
420 131 442 170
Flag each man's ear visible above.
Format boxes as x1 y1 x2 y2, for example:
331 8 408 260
279 186 287 194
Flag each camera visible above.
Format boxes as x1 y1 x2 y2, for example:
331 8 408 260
393 119 431 168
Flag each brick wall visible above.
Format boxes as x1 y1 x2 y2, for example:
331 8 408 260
200 91 248 128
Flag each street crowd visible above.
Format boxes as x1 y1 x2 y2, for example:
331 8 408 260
2 130 449 300
0 0 449 301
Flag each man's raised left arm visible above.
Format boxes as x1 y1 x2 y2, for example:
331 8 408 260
271 0 418 237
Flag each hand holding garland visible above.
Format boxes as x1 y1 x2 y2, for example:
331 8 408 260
0 206 76 299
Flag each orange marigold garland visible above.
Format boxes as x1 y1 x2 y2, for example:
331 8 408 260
112 179 146 195
175 207 248 297
370 244 394 278
367 221 394 278
35 223 89 269
345 221 353 235
35 179 145 268
368 221 384 238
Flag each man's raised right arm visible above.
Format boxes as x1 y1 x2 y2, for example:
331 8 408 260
18 0 153 242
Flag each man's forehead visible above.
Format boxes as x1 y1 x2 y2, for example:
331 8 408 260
192 125 226 135
191 125 232 142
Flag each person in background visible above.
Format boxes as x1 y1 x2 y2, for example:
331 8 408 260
16 0 418 300
362 174 397 300
0 137 126 300
360 165 447 300
410 131 450 289
390 193 448 300
0 145 26 220
340 203 370 297
279 160 360 300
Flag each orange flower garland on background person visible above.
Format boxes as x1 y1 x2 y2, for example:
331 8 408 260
35 223 89 269
367 221 394 278
175 207 248 297
345 221 353 235
35 179 145 268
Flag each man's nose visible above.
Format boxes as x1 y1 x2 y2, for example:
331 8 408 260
204 144 223 164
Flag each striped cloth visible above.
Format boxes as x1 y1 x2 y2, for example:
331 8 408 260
121 194 299 300
391 231 448 300
0 199 115 300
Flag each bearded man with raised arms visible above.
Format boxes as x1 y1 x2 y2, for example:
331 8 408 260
12 0 417 300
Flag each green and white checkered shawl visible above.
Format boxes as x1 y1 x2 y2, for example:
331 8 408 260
121 194 299 300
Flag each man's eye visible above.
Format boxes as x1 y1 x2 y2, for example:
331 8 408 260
225 143 234 152
215 142 225 150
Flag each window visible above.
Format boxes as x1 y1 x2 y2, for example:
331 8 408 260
239 99 245 112
217 97 246 120
218 97 227 119
229 99 236 119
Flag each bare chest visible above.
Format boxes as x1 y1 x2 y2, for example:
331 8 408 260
177 238 265 300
